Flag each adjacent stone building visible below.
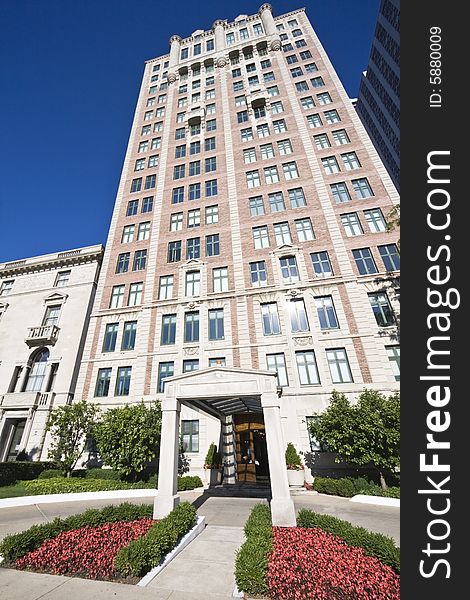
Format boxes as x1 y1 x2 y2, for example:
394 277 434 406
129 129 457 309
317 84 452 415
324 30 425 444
70 3 400 487
0 245 103 461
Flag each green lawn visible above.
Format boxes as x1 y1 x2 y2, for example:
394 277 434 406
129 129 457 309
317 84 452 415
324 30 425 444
0 484 29 499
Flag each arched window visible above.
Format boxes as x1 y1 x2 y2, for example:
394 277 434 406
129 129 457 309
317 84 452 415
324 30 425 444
25 348 49 392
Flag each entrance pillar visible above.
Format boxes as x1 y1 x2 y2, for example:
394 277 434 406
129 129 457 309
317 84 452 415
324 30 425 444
261 392 296 526
153 389 181 519
222 415 236 484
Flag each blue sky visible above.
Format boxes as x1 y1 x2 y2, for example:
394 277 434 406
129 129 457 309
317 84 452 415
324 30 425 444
0 0 379 262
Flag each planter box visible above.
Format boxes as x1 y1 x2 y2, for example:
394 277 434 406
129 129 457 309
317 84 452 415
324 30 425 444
204 468 222 486
287 469 305 488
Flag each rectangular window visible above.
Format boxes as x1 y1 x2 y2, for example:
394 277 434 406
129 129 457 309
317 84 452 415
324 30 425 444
341 213 363 236
295 81 309 92
206 234 220 256
145 174 156 189
268 192 285 213
311 251 333 278
205 179 218 197
283 161 299 180
190 141 201 155
279 255 299 282
286 54 298 64
205 157 217 173
128 282 143 306
148 155 158 168
364 209 387 232
331 182 351 204
237 110 249 124
240 27 249 40
253 226 269 249
386 346 400 381
379 244 400 271
170 213 183 232
189 161 201 176
168 240 182 263
131 178 142 193
208 308 225 340
257 124 270 138
183 359 199 372
115 366 132 396
290 67 303 78
264 166 280 184
250 261 267 287
295 218 315 241
289 187 306 208
266 353 288 386
186 238 201 260
315 296 339 329
314 133 331 150
301 96 315 109
213 267 229 293
244 148 257 164
332 129 350 145
261 303 281 335
175 145 186 159
352 248 378 275
274 222 292 245
205 137 216 151
248 75 260 86
246 170 261 188
161 314 177 345
289 298 309 332
151 137 161 150
305 62 318 73
180 47 189 60
102 323 118 352
54 271 70 287
122 321 137 351
141 125 151 135
188 208 201 228
260 143 275 159
273 119 287 134
133 249 147 271
116 253 130 274
205 205 219 224
110 285 124 308
172 187 184 204
174 165 185 180
159 275 174 300
194 43 201 55
310 76 325 88
369 292 395 327
181 420 199 452
175 127 185 140
95 368 112 397
267 85 279 96
137 222 150 241
142 196 153 213
138 141 149 153
326 348 353 383
241 127 254 142
296 351 320 385
324 109 341 124
184 311 200 342
307 113 322 128
271 101 284 114
235 95 246 107
206 119 217 132
341 151 361 170
189 183 201 201
322 156 340 174
352 178 374 199
127 200 138 216
157 362 174 393
254 106 266 120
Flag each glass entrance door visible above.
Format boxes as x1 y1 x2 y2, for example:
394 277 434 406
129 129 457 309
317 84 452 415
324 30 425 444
234 414 270 483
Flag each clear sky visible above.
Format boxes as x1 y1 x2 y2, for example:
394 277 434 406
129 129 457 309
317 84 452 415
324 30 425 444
0 0 379 263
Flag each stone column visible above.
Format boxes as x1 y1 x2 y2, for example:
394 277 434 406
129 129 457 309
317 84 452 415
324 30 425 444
262 393 296 526
222 415 236 484
168 35 182 83
17 365 30 393
258 3 281 50
213 20 226 52
41 363 54 393
153 390 181 519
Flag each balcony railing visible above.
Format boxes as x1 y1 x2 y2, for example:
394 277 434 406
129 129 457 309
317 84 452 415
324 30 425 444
25 325 60 347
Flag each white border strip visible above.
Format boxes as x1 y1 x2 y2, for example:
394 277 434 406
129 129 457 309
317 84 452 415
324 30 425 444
137 516 206 587
350 494 400 507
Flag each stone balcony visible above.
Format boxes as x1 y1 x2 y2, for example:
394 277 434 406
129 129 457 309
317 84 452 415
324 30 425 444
0 391 55 409
25 325 60 347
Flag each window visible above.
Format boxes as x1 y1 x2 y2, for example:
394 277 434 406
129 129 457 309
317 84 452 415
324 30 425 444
153 121 163 132
190 141 201 155
341 213 363 236
206 234 220 256
178 97 187 107
274 222 292 245
267 85 279 96
130 178 142 193
290 67 303 78
332 129 350 145
95 368 112 397
260 143 275 159
280 255 299 282
194 43 201 55
116 253 130 273
187 209 201 228
314 133 330 149
237 110 249 124
189 161 201 176
184 311 199 342
206 77 215 87
301 96 315 109
233 81 244 92
315 296 339 329
206 119 217 132
305 62 318 73
306 416 327 451
110 285 125 308
326 348 353 383
241 127 254 141
261 303 281 335
264 166 280 184
127 200 138 217
183 359 199 372
42 305 60 327
266 353 288 386
244 148 257 164
364 209 387 232
141 197 153 213
157 362 174 393
286 54 298 64
133 249 147 271
246 63 257 73
205 179 218 197
240 27 249 40
54 271 70 287
386 346 400 381
138 141 149 153
310 76 325 88
137 222 150 241
141 125 151 135
175 145 186 159
311 251 333 278
175 127 185 140
186 237 201 260
283 43 294 52
253 226 269 249
213 267 229 292
145 174 156 189
379 244 400 271
174 165 185 180
246 170 261 188
283 161 299 180
369 292 395 327
341 152 361 170
161 314 177 345
205 157 217 173
170 213 183 232
205 137 216 151
324 109 341 124
307 113 322 128
180 47 189 60
115 366 132 396
181 420 199 452
128 282 143 306
189 183 201 201
250 261 267 287
143 110 152 121
235 95 246 107
330 182 351 204
209 308 225 340
289 187 306 208
296 351 320 385
172 186 184 204
295 218 315 241
254 106 266 119
253 23 264 36
122 321 137 351
268 192 286 213
352 178 374 199
257 124 270 138
102 323 118 352
260 59 272 69
159 275 173 300
295 81 309 92
168 240 182 263
148 155 158 168
205 205 219 224
289 298 309 332
322 156 340 174
206 102 216 115
206 89 216 99
151 137 161 150
273 119 287 134
352 248 378 275
232 67 242 78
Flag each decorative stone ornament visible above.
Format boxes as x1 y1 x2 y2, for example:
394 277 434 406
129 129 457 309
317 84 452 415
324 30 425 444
216 56 228 68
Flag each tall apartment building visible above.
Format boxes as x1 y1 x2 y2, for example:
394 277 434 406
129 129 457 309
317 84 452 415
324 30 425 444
356 0 400 191
0 245 103 462
76 4 400 485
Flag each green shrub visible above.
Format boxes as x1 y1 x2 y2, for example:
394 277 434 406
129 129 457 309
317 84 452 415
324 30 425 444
296 508 400 573
0 503 152 563
38 469 65 480
0 462 57 487
115 502 197 577
177 475 203 491
85 468 121 481
235 503 272 597
285 442 302 468
313 476 400 499
204 443 220 467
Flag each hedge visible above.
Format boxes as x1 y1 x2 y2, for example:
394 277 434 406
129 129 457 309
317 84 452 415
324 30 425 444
235 504 272 597
296 509 400 573
38 468 121 481
0 502 152 563
115 501 197 576
0 462 57 487
313 476 400 499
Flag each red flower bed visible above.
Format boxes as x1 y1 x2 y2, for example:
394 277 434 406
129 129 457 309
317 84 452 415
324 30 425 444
16 518 154 580
268 527 400 600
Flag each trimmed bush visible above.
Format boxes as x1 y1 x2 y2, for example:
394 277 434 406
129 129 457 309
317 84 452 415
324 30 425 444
0 502 152 563
313 476 400 499
22 478 137 495
38 469 65 480
235 503 272 597
0 462 56 487
115 501 197 577
85 468 121 481
297 508 400 573
177 475 203 491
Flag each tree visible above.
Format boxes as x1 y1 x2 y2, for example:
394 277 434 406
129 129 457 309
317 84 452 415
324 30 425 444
386 203 400 250
46 400 100 477
93 401 162 481
308 390 400 489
